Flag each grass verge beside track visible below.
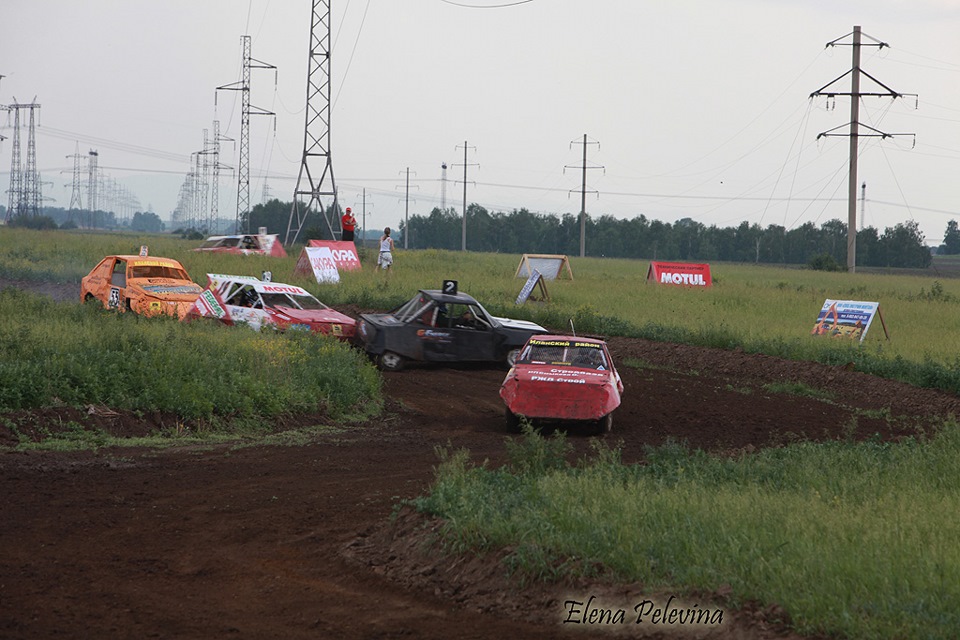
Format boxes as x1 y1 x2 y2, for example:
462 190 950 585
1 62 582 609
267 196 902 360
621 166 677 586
0 288 381 424
415 426 960 640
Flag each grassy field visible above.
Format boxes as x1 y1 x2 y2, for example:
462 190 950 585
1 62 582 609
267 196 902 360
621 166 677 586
4 227 960 638
417 426 960 639
4 227 960 390
0 286 380 418
0 230 382 434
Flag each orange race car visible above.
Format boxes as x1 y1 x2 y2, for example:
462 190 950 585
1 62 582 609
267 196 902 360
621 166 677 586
80 253 203 319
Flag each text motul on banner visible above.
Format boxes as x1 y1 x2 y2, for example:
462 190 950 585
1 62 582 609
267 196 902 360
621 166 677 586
646 261 712 287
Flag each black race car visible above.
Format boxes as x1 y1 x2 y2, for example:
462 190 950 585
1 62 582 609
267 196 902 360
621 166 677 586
357 289 548 371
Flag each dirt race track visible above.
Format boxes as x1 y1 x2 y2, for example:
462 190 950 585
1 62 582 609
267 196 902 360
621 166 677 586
3 281 960 639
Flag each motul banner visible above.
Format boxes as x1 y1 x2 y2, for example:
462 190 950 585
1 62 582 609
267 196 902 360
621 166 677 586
646 261 712 287
306 240 361 271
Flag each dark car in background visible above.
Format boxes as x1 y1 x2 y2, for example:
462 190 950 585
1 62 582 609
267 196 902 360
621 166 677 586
357 289 547 371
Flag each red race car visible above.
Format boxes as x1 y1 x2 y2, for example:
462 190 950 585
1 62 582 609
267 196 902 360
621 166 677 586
183 274 356 341
499 335 623 434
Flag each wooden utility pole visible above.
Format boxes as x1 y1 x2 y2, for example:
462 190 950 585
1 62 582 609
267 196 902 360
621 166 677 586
810 26 915 272
565 134 602 258
454 141 477 251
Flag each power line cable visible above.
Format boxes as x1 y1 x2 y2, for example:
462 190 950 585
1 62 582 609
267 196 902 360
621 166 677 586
440 0 534 7
333 0 372 109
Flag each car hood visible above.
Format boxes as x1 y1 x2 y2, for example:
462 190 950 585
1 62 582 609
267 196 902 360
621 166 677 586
270 306 356 326
134 280 203 300
491 316 547 332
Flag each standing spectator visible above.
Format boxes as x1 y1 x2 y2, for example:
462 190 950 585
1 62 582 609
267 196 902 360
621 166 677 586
341 207 357 242
377 227 395 273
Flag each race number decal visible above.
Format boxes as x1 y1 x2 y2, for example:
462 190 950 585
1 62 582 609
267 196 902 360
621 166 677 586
108 287 121 309
442 280 458 295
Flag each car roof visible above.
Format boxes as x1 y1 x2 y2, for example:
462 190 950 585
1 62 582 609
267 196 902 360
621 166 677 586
108 255 186 268
204 233 273 240
206 274 312 296
419 289 480 305
526 334 607 346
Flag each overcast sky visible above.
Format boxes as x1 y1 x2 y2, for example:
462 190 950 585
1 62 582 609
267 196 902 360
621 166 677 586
2 0 959 244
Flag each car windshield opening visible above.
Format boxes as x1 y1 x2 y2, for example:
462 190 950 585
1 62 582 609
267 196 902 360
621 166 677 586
521 343 607 369
131 266 189 280
260 292 327 310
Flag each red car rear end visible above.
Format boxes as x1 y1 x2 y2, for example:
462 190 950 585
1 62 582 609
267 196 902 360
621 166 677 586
500 335 623 434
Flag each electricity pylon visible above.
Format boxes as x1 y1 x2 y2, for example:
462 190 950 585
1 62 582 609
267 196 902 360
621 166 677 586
5 100 42 220
810 26 916 273
454 141 478 251
565 134 603 258
287 0 338 245
217 35 276 234
67 143 85 215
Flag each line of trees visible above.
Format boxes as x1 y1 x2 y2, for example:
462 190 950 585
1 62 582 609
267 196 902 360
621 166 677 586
401 206 934 269
2 200 940 270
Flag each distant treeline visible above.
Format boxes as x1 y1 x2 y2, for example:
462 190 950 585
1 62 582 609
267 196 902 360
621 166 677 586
1 200 936 269
403 206 933 269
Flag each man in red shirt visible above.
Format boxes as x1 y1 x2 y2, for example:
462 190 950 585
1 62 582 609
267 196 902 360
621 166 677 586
341 207 357 242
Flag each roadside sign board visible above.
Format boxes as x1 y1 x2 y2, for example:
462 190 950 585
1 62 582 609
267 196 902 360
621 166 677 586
646 261 712 287
812 299 887 342
516 269 548 304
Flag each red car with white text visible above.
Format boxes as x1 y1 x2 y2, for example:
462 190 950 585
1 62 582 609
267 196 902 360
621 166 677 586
194 231 287 257
183 274 356 341
499 335 623 434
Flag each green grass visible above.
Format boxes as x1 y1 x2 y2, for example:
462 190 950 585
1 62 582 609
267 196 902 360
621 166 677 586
416 426 960 639
0 287 382 422
7 228 960 383
7 228 960 637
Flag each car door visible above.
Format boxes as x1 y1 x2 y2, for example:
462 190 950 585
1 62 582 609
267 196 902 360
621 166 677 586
108 258 127 309
222 284 269 330
415 301 455 362
447 304 496 362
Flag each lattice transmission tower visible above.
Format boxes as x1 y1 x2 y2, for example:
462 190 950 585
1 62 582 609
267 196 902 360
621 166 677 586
87 149 98 227
286 0 338 245
211 119 233 234
5 104 22 221
67 143 85 217
5 100 43 221
217 35 276 234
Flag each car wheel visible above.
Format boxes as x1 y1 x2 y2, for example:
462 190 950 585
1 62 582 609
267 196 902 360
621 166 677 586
505 408 521 433
378 351 406 372
504 348 521 369
594 413 613 436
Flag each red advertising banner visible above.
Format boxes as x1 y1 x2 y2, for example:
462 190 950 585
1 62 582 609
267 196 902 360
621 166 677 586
305 240 361 271
646 261 712 287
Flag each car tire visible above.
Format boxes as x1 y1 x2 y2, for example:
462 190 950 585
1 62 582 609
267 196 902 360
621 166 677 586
505 408 522 433
591 413 613 436
504 348 521 369
378 351 406 372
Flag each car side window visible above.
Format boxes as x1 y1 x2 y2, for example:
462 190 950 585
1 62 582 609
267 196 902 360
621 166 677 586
111 260 126 287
